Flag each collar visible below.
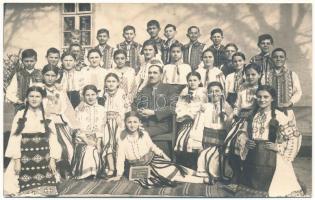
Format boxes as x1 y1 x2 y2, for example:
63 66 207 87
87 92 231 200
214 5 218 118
26 68 35 74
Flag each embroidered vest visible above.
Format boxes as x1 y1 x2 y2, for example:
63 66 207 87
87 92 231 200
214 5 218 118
117 42 142 73
16 69 43 101
250 54 274 83
208 45 225 67
183 42 205 70
98 45 114 69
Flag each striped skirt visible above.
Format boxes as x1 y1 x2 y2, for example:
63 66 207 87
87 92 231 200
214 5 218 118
126 151 187 188
71 141 101 179
174 119 202 152
55 123 75 167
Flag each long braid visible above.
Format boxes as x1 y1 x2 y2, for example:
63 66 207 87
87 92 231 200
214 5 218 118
246 101 259 140
40 102 52 135
268 101 279 142
14 102 29 135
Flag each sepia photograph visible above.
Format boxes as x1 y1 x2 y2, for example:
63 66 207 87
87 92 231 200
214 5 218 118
2 2 312 198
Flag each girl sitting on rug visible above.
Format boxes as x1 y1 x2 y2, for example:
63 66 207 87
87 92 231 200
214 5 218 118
4 86 61 197
196 82 233 183
71 85 107 179
41 64 79 179
109 111 208 187
102 73 131 177
174 71 208 170
232 85 303 197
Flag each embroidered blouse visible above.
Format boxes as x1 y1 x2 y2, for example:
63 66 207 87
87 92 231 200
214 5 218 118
225 70 245 96
5 109 62 160
60 68 85 92
80 66 108 97
115 130 164 176
234 84 258 115
202 101 233 130
75 102 106 140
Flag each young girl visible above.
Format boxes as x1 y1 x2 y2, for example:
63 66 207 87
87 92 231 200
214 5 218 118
109 111 207 187
136 40 163 91
81 49 108 103
59 51 85 108
196 49 225 88
162 42 191 92
71 85 106 179
233 85 303 197
41 64 79 179
225 52 246 106
110 49 137 102
103 73 131 176
4 86 61 196
196 82 233 182
224 63 261 186
174 71 208 169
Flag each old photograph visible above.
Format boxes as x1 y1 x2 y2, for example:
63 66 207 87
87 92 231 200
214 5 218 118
2 2 312 197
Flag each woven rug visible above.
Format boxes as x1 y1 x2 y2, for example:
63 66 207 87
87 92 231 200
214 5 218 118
57 179 268 197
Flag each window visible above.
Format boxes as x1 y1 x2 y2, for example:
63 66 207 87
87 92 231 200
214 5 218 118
62 3 93 48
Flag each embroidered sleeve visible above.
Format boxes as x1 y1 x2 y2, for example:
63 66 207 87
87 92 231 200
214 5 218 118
5 74 19 103
5 112 22 159
290 72 302 105
277 121 302 162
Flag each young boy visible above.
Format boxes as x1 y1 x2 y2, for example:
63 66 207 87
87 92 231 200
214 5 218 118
69 43 87 70
117 25 142 73
182 26 206 70
143 20 165 58
162 42 191 92
207 28 225 68
6 49 43 111
46 47 63 83
250 34 275 83
95 28 115 69
161 24 182 65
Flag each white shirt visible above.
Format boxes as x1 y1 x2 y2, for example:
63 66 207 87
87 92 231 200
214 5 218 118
196 66 225 88
81 66 108 96
162 62 191 85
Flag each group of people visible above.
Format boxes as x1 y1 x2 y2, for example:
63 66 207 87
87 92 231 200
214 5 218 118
4 19 304 197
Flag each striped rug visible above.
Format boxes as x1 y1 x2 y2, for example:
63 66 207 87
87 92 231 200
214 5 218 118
57 179 268 197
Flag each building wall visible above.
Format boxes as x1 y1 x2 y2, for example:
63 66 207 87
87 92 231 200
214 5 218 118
4 3 312 106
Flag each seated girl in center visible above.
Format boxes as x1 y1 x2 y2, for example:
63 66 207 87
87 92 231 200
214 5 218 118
71 85 112 179
109 111 208 187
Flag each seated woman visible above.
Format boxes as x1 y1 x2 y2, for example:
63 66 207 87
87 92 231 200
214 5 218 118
41 64 79 179
71 85 106 179
231 85 303 197
196 82 233 182
4 86 61 197
109 111 207 187
102 73 131 176
174 71 208 170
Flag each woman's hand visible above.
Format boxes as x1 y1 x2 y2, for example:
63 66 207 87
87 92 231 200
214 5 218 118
245 139 256 150
264 142 278 152
49 158 57 175
108 176 122 182
14 159 21 175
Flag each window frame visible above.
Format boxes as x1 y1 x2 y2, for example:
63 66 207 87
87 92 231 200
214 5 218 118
61 3 93 49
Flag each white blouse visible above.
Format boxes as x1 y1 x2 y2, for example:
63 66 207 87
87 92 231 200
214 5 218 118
81 66 108 97
225 71 245 96
115 131 164 176
162 63 192 85
202 101 233 130
60 69 85 92
5 109 61 160
75 102 106 139
104 88 131 121
196 67 225 88
234 84 258 115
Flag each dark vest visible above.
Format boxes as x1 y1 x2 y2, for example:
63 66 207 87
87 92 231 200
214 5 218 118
183 41 205 70
117 41 142 73
16 69 43 101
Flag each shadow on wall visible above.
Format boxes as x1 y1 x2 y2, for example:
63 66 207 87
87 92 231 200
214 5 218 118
3 3 312 105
